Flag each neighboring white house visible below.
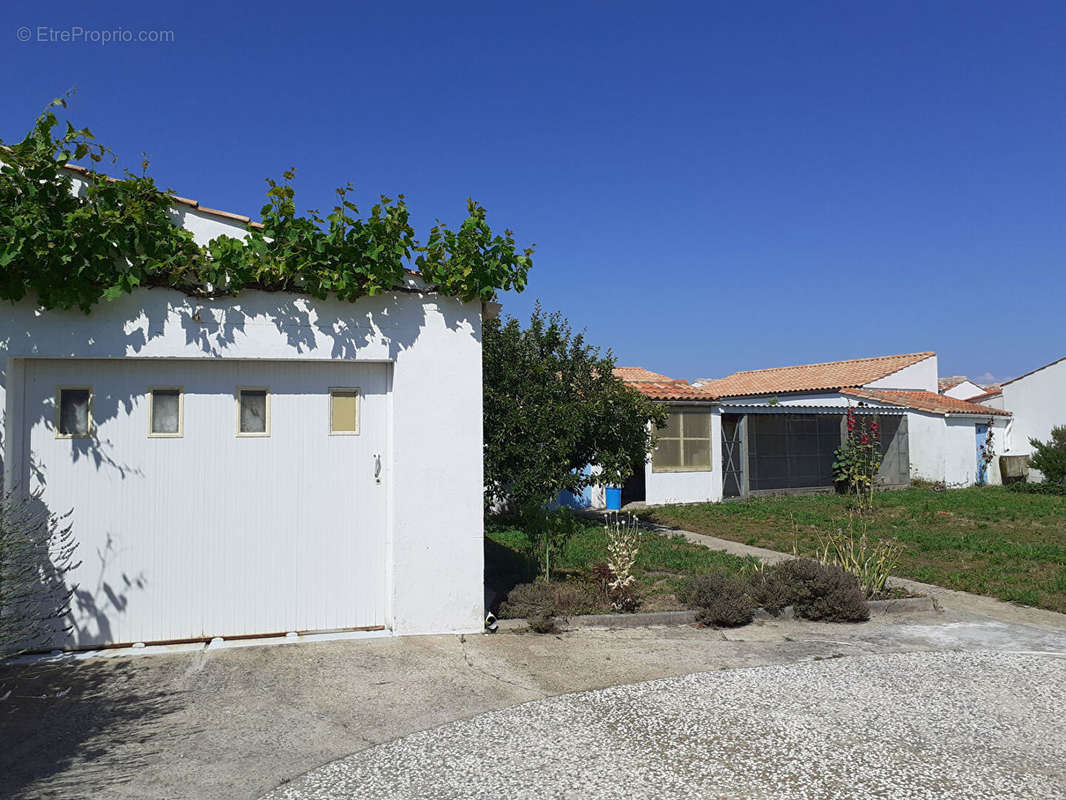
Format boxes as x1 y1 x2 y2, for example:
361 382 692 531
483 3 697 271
611 368 721 506
989 355 1066 479
0 180 486 650
938 376 989 401
695 352 1010 493
607 352 1010 507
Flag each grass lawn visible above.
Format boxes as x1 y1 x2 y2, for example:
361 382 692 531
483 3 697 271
485 516 751 614
643 487 1066 614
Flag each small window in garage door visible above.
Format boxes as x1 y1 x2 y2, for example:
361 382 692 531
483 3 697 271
56 387 92 438
237 388 270 436
148 388 183 437
329 388 360 435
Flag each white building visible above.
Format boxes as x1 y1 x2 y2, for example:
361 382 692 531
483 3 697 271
1 180 486 650
938 376 989 401
612 352 1010 506
989 356 1066 479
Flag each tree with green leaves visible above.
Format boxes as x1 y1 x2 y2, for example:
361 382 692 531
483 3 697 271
0 96 533 312
483 304 668 513
1029 426 1066 484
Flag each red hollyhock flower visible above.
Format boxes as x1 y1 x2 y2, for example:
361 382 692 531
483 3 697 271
861 434 870 445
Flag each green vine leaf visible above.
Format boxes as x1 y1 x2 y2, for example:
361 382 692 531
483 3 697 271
0 100 534 312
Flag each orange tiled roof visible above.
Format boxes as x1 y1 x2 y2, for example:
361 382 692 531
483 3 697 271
695 352 935 398
842 388 1010 416
967 387 1003 404
613 367 715 401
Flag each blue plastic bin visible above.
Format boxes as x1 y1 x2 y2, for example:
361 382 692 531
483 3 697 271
605 487 622 510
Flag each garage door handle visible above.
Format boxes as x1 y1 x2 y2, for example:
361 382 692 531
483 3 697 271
374 453 382 483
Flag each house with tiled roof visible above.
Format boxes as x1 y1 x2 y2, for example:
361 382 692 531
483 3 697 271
693 351 1009 497
611 367 717 505
606 351 1009 507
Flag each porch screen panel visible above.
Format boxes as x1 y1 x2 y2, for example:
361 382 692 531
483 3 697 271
748 413 842 491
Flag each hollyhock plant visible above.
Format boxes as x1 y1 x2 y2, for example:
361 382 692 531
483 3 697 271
833 406 883 511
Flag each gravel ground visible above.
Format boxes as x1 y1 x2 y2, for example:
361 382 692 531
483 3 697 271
268 651 1066 800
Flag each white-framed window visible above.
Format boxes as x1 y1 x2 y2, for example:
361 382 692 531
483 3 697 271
55 386 93 439
652 407 712 472
148 387 183 437
329 388 360 435
236 387 270 436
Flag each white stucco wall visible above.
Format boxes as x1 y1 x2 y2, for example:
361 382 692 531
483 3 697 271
943 380 985 400
976 393 1005 410
906 410 1008 487
0 287 485 640
1000 358 1066 457
643 408 722 505
864 355 938 391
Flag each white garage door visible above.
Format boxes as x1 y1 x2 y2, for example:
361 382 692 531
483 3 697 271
21 358 389 647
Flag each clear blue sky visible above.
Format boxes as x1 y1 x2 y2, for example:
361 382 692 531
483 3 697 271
4 1 1063 383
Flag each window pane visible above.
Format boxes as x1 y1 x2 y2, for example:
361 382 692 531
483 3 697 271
683 438 711 469
59 389 90 436
658 410 683 438
239 390 267 433
151 390 180 434
682 410 711 438
653 438 681 469
331 390 359 433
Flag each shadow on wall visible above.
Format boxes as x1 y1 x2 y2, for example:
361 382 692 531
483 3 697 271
0 287 481 649
0 657 194 800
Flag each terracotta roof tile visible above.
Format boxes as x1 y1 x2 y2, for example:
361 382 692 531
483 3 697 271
613 367 715 402
841 388 1010 416
967 387 1003 404
695 352 935 398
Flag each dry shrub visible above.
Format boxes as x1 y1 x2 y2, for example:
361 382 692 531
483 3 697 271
679 572 755 628
751 559 869 622
498 580 600 632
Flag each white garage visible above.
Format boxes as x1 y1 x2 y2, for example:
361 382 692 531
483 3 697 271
1 283 487 650
19 358 389 646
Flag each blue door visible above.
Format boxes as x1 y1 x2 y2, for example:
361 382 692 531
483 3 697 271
975 423 989 485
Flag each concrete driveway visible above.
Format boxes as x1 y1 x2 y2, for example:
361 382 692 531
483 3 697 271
267 651 1066 800
2 595 1066 800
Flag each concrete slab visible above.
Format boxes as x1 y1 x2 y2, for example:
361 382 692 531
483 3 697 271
2 602 1065 800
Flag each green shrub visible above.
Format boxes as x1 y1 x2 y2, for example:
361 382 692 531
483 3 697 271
751 559 869 622
1029 426 1066 484
498 580 600 632
679 572 755 628
1007 481 1066 496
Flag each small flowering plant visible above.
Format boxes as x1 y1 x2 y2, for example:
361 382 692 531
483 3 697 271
604 513 641 612
833 406 883 511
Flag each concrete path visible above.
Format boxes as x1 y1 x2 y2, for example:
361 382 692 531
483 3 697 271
4 603 1065 800
267 651 1066 800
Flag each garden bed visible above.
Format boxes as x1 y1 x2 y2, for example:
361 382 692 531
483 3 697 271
485 516 752 617
486 515 899 629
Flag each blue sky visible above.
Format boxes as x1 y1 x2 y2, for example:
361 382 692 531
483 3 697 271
4 1 1063 383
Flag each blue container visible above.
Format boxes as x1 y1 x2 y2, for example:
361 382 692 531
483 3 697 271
605 487 622 510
